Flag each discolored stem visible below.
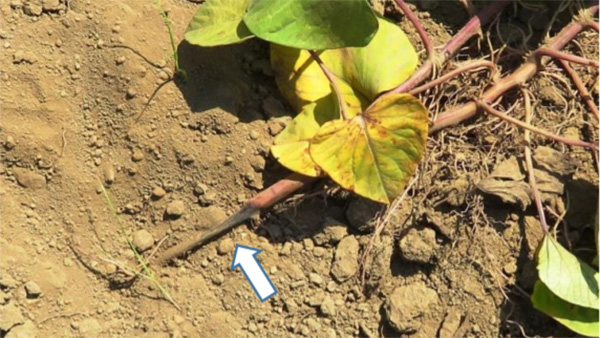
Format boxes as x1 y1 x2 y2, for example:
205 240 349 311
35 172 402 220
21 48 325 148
536 47 599 68
156 174 314 265
522 90 549 233
477 99 599 150
308 50 349 120
432 4 599 131
394 0 434 59
557 58 599 120
389 0 512 95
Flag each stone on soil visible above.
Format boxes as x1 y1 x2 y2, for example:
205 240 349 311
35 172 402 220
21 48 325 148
384 282 439 333
217 238 234 255
165 200 185 217
0 303 24 331
331 236 359 282
132 229 154 252
5 320 37 338
24 281 42 298
320 296 336 317
12 168 46 189
398 228 436 264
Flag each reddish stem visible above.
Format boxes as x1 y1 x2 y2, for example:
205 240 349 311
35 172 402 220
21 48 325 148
389 0 512 95
247 173 315 210
477 99 599 150
394 0 434 59
536 47 599 68
308 50 349 120
432 4 599 132
409 60 496 95
522 90 549 233
156 174 314 265
557 58 600 120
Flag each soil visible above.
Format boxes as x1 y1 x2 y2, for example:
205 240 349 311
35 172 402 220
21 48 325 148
1 1 598 338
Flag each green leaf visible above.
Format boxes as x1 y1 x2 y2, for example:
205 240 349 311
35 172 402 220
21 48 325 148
184 0 253 47
271 97 337 177
537 235 599 309
309 93 428 204
244 0 378 50
271 17 417 114
532 281 599 337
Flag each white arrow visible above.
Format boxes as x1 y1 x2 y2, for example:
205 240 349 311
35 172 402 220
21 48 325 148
231 244 278 302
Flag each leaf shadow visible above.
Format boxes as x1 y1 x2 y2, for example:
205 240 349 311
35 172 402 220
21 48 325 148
174 39 271 122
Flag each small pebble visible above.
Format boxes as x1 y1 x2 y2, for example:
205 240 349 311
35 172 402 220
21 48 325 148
4 136 15 150
165 200 185 217
24 281 42 298
303 238 314 251
103 164 115 184
249 130 260 140
131 149 144 162
280 242 292 256
217 238 234 255
309 273 323 286
152 186 166 199
115 56 126 65
132 229 154 252
224 156 233 165
320 296 336 317
126 87 137 99
212 274 225 285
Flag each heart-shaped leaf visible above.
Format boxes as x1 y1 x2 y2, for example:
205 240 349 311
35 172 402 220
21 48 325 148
309 93 428 204
532 281 599 337
244 0 378 50
270 16 418 114
271 97 337 177
185 0 253 47
537 235 599 310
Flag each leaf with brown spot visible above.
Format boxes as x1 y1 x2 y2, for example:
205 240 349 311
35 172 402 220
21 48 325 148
309 93 428 204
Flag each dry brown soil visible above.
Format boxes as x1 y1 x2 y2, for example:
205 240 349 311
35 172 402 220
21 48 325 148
1 1 598 338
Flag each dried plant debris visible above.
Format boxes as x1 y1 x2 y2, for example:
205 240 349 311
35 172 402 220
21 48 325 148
533 146 576 176
477 150 572 209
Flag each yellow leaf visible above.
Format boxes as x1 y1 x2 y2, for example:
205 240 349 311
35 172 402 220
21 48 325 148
270 17 418 116
271 97 337 177
309 93 428 204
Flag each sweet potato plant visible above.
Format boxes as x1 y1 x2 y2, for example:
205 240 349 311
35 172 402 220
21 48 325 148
157 1 600 335
185 0 428 204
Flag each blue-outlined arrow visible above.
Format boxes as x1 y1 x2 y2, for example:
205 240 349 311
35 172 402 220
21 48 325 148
230 244 278 302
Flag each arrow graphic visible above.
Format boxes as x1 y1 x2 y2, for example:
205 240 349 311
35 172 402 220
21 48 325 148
231 244 278 302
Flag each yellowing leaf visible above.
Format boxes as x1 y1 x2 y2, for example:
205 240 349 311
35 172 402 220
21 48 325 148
537 235 599 310
532 281 599 337
309 93 428 204
270 17 418 115
184 0 253 47
271 46 368 117
271 98 337 177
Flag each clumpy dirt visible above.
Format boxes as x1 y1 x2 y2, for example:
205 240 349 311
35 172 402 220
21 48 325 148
1 1 598 338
